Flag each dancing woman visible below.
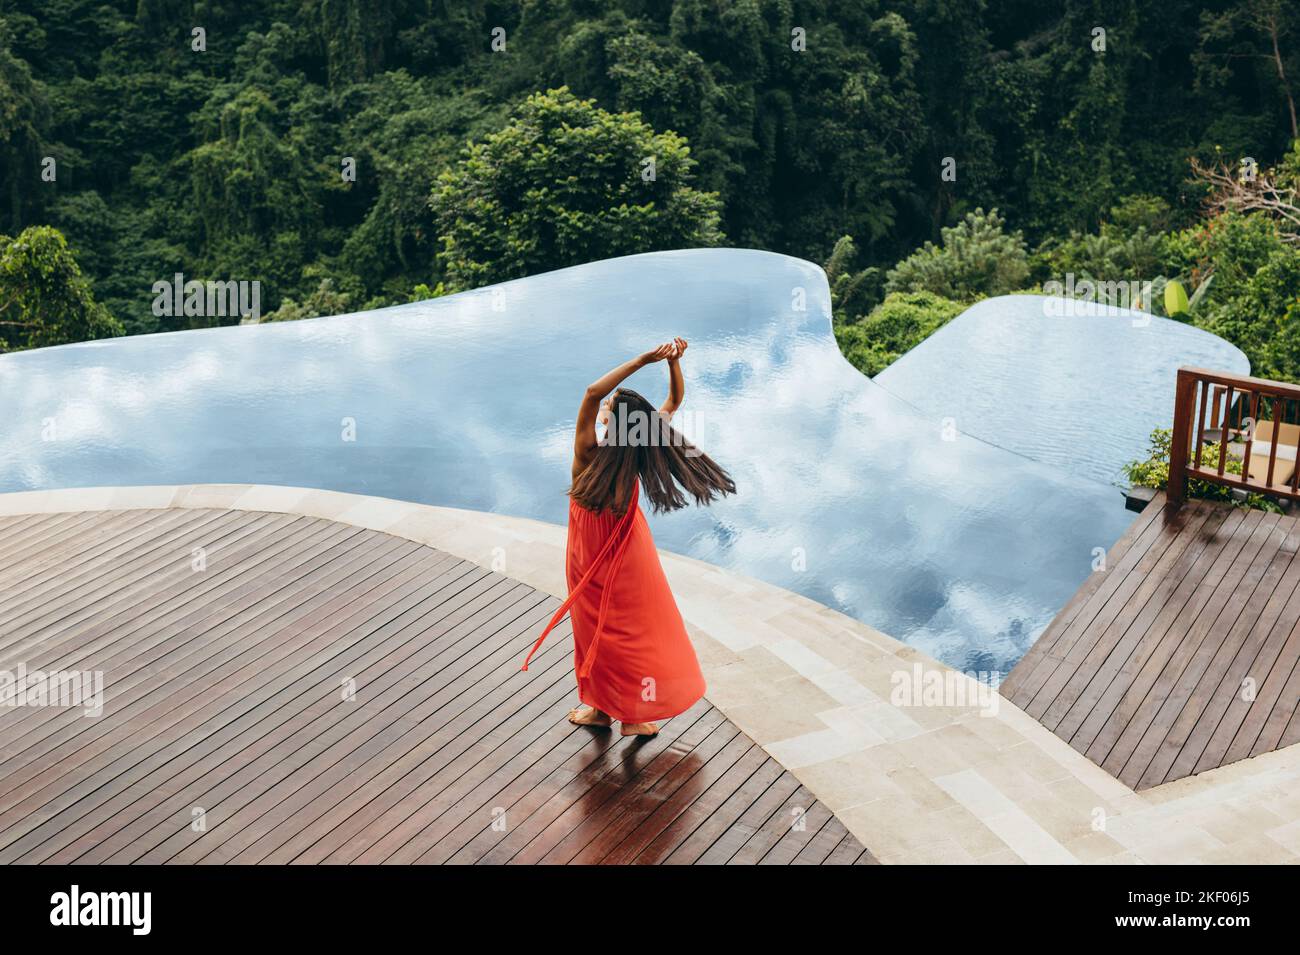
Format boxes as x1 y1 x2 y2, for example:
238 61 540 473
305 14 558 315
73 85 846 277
521 339 736 736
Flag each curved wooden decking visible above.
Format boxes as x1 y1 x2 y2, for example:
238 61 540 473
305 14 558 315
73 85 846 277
0 507 873 865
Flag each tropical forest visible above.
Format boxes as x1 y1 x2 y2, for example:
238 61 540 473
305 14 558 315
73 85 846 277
1 0 1298 384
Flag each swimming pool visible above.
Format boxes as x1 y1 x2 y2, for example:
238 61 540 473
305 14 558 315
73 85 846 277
875 295 1250 485
0 250 1247 675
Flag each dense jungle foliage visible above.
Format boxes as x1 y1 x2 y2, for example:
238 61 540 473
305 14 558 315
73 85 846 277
1 0 1297 381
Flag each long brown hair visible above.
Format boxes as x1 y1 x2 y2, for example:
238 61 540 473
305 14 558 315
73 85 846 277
570 388 736 514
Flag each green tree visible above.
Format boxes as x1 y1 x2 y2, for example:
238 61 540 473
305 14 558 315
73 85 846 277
824 234 883 323
6 0 1298 342
334 69 506 303
885 208 1029 300
0 225 123 352
185 85 331 300
1197 0 1299 141
834 291 964 377
429 88 723 290
0 27 49 231
1184 213 1300 379
1032 195 1177 292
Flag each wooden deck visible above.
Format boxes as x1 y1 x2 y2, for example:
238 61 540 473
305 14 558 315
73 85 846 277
0 507 873 865
1002 492 1300 790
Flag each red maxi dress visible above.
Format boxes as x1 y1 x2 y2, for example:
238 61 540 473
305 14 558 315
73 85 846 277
521 480 706 723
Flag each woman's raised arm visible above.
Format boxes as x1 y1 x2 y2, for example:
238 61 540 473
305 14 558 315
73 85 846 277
660 338 687 418
573 343 676 478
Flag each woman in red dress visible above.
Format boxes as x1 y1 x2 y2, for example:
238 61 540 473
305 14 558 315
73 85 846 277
521 339 735 736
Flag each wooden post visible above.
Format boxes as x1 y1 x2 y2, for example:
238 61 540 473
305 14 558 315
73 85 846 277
1168 368 1197 508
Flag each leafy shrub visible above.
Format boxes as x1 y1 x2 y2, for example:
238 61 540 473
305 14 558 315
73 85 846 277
0 226 123 352
1107 194 1176 234
261 276 354 323
1123 427 1280 512
1167 212 1300 380
834 291 964 376
884 208 1029 301
824 234 883 323
1033 227 1175 291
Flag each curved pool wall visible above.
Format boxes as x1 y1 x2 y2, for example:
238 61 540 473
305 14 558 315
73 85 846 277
875 295 1250 486
0 249 1237 675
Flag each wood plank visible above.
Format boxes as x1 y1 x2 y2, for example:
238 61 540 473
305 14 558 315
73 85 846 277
576 724 752 864
625 743 772 865
1006 499 1198 712
0 516 365 749
1053 504 1243 745
746 790 836 864
7 548 483 862
37 557 491 864
0 508 868 865
695 771 803 864
17 540 462 862
1040 503 1223 734
202 597 568 864
403 692 626 865
0 508 237 646
1087 509 1283 769
526 707 733 864
1280 704 1300 748
0 533 440 844
660 756 787 864
435 703 631 864
1116 520 1298 785
1248 642 1300 756
823 829 871 864
0 517 385 777
0 510 128 572
469 701 715 865
117 565 527 864
302 632 598 864
1157 534 1300 785
1224 618 1300 762
1019 504 1211 722
0 510 291 663
1187 576 1300 776
792 814 852 865
0 509 145 575
1006 494 1300 791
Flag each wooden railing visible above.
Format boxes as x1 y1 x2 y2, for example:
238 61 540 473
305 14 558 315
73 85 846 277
1169 367 1300 506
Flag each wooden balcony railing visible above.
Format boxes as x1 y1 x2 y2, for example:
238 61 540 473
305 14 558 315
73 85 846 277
1169 367 1300 507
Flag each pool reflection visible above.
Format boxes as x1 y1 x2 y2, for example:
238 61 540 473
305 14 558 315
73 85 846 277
0 249 1237 675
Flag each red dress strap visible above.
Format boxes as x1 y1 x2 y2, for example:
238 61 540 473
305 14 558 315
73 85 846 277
520 482 640 672
577 499 639 679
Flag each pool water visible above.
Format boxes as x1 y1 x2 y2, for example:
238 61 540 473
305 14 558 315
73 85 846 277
0 250 1247 676
875 295 1250 485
